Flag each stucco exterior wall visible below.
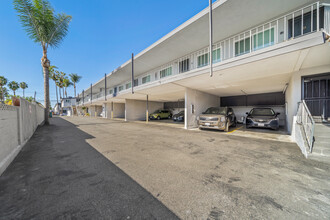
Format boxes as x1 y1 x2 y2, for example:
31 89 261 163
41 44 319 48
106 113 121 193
286 64 330 134
113 103 125 118
125 99 163 121
185 88 220 129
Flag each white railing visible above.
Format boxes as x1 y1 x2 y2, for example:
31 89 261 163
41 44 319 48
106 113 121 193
78 2 323 105
296 100 315 152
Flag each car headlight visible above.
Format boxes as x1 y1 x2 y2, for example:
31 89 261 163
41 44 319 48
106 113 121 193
220 116 226 122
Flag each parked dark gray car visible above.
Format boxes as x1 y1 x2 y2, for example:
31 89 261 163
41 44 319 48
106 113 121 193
173 111 184 122
246 108 280 130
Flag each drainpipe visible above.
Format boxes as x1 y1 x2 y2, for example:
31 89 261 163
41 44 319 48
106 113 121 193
131 53 134 94
104 73 107 101
209 0 213 77
146 95 149 123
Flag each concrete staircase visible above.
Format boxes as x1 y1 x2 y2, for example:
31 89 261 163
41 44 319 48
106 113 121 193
309 122 330 162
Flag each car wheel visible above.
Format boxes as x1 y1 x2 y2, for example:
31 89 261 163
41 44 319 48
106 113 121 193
225 120 229 132
157 116 161 120
168 115 172 119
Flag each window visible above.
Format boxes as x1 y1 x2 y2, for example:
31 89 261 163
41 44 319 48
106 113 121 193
134 79 138 87
109 89 113 94
142 75 151 84
126 82 131 89
118 85 124 91
160 67 172 78
198 53 209 68
252 28 275 51
179 59 190 73
212 48 221 63
235 38 250 56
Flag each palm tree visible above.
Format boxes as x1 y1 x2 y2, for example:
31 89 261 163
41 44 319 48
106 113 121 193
19 82 28 97
49 65 59 108
13 0 72 124
8 81 20 96
63 78 72 98
0 87 9 102
0 76 8 103
69 73 82 98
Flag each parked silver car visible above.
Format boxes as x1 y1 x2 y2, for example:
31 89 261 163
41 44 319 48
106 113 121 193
197 107 236 132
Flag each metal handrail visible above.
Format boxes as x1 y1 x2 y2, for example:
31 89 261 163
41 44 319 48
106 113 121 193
296 100 315 152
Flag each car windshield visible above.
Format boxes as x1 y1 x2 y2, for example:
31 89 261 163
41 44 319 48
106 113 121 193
178 111 184 114
204 107 226 115
153 110 161 114
250 108 275 116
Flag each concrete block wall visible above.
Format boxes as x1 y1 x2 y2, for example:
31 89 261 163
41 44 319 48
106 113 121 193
125 99 163 121
0 98 45 175
0 104 19 175
185 88 220 129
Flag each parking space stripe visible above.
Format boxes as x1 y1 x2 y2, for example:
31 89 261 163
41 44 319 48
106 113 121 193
227 126 243 134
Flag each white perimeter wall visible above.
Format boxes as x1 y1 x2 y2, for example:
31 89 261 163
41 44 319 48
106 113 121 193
185 88 220 129
0 98 45 175
125 99 163 121
286 65 330 133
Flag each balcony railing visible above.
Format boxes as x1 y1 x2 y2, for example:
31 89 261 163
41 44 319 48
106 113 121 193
78 2 325 106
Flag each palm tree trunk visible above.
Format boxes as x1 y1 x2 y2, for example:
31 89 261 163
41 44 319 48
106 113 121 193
23 89 25 98
55 83 59 111
41 46 50 125
14 91 16 96
1 86 3 103
74 84 76 98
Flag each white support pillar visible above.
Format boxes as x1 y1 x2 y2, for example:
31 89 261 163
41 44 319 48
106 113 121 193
184 88 220 129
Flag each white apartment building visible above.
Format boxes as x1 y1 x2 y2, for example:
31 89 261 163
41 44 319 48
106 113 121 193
77 0 330 157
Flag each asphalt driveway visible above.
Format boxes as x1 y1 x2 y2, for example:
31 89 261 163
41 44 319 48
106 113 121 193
1 116 330 219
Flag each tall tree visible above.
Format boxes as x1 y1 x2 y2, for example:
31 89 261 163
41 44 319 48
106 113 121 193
69 73 82 98
8 81 20 96
19 82 28 97
13 0 72 124
0 76 8 103
63 78 72 98
0 87 9 102
49 65 59 107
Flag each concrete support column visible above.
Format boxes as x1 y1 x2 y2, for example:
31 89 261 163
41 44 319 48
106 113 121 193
125 99 163 121
184 88 220 129
103 103 111 119
90 105 95 117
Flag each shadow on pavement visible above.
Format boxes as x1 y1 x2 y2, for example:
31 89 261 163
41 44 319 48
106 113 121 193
0 117 179 219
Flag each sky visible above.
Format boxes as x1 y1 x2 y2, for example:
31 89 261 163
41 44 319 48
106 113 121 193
0 0 214 107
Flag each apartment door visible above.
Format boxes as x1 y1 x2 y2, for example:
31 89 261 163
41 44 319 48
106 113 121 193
303 73 330 121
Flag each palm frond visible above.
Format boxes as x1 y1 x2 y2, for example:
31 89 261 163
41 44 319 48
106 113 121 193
48 13 72 48
13 0 42 44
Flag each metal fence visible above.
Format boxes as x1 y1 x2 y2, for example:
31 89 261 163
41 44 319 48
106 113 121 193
296 100 315 152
